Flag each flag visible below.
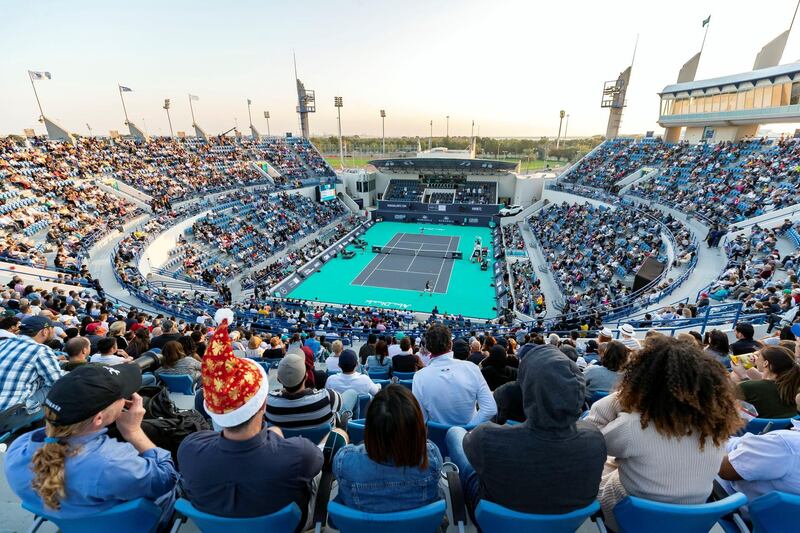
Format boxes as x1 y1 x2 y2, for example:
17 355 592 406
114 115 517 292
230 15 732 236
702 15 711 27
247 99 252 105
28 70 51 81
189 94 199 101
119 85 133 92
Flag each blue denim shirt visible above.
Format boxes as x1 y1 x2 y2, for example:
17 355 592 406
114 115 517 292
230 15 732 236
333 441 443 513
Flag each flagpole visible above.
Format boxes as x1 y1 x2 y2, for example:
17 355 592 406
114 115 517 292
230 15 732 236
118 85 130 125
700 20 710 54
29 76 45 121
189 94 197 126
791 0 799 31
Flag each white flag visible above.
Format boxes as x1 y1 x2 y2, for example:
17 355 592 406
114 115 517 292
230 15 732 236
28 70 51 81
189 94 199 101
119 85 133 92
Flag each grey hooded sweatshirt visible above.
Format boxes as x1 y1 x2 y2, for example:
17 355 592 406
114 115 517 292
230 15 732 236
463 344 606 514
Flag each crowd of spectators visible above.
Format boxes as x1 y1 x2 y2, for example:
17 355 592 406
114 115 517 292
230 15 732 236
509 260 546 316
502 223 525 252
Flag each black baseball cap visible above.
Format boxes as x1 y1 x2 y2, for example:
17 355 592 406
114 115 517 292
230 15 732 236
44 364 142 425
20 316 55 335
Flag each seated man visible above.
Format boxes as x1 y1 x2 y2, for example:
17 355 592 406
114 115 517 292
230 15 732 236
90 337 133 365
446 344 606 516
391 337 422 372
179 315 344 532
266 352 356 429
63 337 91 371
325 350 380 396
412 324 497 425
718 419 800 507
4 365 178 523
0 316 64 413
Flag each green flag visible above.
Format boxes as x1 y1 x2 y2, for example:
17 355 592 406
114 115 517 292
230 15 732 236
702 15 711 27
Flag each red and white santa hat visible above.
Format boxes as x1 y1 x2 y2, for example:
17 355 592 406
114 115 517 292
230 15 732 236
202 309 269 427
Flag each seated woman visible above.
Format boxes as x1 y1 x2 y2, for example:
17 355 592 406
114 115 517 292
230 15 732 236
704 329 731 369
244 335 265 358
326 340 344 373
586 335 741 530
480 345 517 391
366 340 392 374
583 340 628 399
732 346 800 419
333 385 443 513
154 341 202 383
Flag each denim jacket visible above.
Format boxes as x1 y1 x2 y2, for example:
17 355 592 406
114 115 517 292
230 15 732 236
333 441 443 512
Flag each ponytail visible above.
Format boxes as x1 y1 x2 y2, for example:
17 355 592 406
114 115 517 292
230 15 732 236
31 407 93 510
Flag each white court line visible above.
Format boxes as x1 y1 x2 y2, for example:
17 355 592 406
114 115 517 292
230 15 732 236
404 241 424 272
431 236 450 293
354 233 403 286
377 268 443 275
442 235 460 294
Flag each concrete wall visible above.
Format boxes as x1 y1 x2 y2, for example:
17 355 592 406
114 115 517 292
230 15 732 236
541 188 614 209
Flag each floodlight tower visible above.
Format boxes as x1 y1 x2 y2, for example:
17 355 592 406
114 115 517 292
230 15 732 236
294 54 316 138
263 111 271 136
601 37 637 140
556 110 565 149
380 109 386 154
335 96 344 168
163 99 174 137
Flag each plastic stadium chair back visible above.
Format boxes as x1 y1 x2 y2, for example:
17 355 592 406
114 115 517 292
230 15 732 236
475 499 600 533
327 499 446 533
173 498 301 533
425 420 477 459
392 371 416 380
743 417 797 435
348 418 366 443
278 422 332 443
396 379 413 390
355 394 371 419
22 498 161 533
587 390 609 407
613 492 747 533
0 404 44 444
158 374 195 395
367 370 390 380
748 491 800 533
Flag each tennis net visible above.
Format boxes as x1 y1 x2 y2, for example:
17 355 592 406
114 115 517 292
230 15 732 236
371 245 462 259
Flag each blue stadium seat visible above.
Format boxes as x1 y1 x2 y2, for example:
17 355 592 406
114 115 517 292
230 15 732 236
327 499 446 533
392 371 416 380
355 394 371 419
368 370 391 380
612 492 747 533
742 416 798 435
157 374 195 395
0 404 44 444
22 498 161 533
748 491 800 533
347 418 366 444
278 422 333 444
426 421 477 459
474 499 601 533
172 498 301 533
396 379 413 390
587 390 609 407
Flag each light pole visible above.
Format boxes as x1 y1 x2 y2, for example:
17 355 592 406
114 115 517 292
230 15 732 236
446 115 450 139
163 99 174 137
564 114 570 140
247 99 253 130
380 109 386 154
556 109 565 149
264 111 270 136
335 96 344 168
428 120 432 151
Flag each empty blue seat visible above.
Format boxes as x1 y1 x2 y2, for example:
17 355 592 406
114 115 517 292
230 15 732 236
368 370 390 380
475 499 601 533
22 497 161 533
612 492 747 533
0 404 44 444
392 371 416 380
742 416 798 435
327 499 446 533
173 498 301 532
278 422 332 444
748 491 800 533
157 374 195 395
355 394 371 419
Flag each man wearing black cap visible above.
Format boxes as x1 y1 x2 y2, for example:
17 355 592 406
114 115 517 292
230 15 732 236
4 365 178 522
0 316 64 414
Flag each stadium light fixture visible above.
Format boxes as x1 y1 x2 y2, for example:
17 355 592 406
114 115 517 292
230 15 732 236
163 98 174 138
556 109 566 149
263 111 270 136
335 96 344 168
380 109 386 154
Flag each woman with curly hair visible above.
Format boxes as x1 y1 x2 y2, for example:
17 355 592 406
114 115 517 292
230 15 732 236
586 335 742 529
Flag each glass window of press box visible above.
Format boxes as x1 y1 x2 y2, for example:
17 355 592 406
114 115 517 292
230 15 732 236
661 80 800 116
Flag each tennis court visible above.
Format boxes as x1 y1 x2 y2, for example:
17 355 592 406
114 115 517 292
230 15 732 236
352 233 461 293
287 221 497 318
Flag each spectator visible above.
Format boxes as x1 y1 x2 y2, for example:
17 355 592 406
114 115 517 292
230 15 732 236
150 320 181 350
446 344 606 517
467 339 485 365
704 329 732 369
718 419 800 505
266 353 355 429
303 331 320 356
452 338 470 361
108 320 128 350
391 337 423 372
0 316 64 413
618 324 641 351
731 323 762 355
0 316 20 339
366 340 392 373
325 350 380 397
583 341 629 399
4 365 178 523
179 321 331 531
359 333 377 365
84 322 107 354
412 324 497 425
733 346 800 418
325 340 344 373
63 337 91 371
155 341 202 383
261 335 285 360
90 337 132 365
480 345 518 391
586 335 741 529
125 327 151 359
333 385 443 512
243 335 265 358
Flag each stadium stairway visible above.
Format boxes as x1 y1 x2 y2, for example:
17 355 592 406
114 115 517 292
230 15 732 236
518 222 563 312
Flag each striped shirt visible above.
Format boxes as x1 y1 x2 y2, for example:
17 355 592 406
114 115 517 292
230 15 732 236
265 388 342 429
0 336 65 411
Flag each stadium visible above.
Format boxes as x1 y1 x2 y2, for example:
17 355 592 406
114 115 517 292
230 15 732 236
1 2 800 532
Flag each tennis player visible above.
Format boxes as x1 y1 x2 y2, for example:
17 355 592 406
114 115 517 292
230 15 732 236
420 279 433 296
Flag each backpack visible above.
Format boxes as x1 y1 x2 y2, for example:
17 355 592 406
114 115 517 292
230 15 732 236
108 384 210 464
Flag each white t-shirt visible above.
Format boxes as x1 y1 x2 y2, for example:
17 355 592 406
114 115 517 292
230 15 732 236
719 421 800 502
388 344 403 358
326 356 341 373
325 372 380 396
90 353 129 365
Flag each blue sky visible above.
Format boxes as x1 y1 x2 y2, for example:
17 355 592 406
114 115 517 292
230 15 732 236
3 0 800 138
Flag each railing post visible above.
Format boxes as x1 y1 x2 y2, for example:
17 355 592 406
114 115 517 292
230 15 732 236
700 303 712 336
732 303 742 329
